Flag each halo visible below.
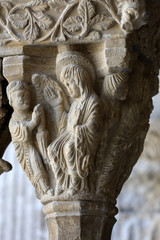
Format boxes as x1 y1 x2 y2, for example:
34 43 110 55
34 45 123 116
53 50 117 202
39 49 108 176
56 51 96 83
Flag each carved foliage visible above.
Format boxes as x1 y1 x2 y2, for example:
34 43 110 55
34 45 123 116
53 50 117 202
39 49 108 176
63 0 115 38
1 0 53 43
0 0 147 44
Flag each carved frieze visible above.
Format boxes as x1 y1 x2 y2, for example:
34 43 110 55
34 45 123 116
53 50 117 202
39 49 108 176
0 0 147 45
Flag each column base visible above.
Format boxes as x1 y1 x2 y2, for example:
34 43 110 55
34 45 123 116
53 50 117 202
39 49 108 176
43 200 117 240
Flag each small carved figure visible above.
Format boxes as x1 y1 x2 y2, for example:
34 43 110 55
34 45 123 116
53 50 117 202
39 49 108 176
44 53 102 195
7 81 52 198
118 0 147 32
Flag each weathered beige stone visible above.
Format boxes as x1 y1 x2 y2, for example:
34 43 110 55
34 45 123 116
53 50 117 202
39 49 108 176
0 0 160 239
3 56 30 82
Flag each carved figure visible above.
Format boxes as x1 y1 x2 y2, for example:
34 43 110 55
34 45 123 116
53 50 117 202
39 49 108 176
118 0 147 32
7 81 52 198
43 52 102 195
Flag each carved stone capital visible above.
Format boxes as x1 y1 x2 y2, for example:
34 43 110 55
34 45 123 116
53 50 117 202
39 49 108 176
1 0 160 239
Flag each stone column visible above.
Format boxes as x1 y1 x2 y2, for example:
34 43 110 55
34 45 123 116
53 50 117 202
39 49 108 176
1 0 160 239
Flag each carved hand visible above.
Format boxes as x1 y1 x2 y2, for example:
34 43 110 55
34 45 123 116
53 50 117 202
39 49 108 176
44 85 63 108
32 104 42 125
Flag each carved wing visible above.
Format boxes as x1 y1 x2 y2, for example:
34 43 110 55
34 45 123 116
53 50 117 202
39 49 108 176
32 73 69 140
32 73 68 106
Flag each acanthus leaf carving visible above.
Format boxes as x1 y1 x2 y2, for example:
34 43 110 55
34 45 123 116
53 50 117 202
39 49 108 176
0 0 146 45
23 20 39 42
63 16 82 33
0 0 53 43
49 0 68 12
9 0 53 42
9 14 28 29
90 14 115 31
78 0 96 21
63 0 116 39
26 0 49 9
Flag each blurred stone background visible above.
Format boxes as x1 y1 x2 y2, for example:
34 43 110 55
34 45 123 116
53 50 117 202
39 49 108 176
0 83 160 240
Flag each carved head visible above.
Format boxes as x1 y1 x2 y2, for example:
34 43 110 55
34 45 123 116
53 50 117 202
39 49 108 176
118 0 147 32
56 51 95 99
7 81 31 112
60 64 91 98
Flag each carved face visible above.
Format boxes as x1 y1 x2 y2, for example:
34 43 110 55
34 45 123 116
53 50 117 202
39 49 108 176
120 1 147 32
121 6 138 31
61 77 81 99
11 89 31 111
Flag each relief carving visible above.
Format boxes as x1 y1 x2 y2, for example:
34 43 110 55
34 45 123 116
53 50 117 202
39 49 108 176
7 81 52 198
0 0 147 44
6 51 102 198
48 52 102 195
32 51 102 196
1 0 159 239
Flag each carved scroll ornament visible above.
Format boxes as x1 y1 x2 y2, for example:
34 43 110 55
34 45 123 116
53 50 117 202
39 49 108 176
0 0 147 44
